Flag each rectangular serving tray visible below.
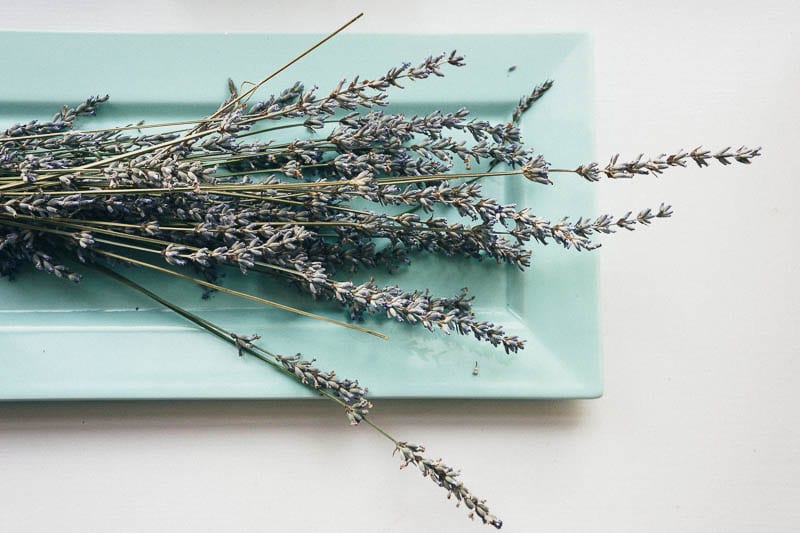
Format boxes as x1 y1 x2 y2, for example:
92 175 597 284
0 32 598 399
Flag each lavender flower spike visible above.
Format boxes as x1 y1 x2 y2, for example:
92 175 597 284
395 442 503 529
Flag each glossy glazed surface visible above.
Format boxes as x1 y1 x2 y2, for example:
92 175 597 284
0 32 597 399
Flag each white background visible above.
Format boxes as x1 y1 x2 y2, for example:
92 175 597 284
1 1 798 531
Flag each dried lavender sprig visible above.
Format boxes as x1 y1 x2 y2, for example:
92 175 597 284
228 333 372 425
511 79 553 125
271 352 372 425
394 442 502 528
0 226 81 282
237 50 467 130
325 277 524 353
510 204 674 251
568 146 762 182
0 117 210 144
95 263 372 422
1 95 109 139
96 264 499 528
331 108 521 146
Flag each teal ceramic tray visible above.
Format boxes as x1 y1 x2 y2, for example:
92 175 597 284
0 32 598 399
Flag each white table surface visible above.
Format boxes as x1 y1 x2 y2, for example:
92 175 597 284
1 1 798 531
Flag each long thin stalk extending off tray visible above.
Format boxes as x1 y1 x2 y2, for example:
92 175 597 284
95 263 503 529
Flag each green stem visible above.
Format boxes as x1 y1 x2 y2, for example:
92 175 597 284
92 264 345 402
93 263 392 439
92 248 388 340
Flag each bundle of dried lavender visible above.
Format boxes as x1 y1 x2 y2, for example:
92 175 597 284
0 16 760 528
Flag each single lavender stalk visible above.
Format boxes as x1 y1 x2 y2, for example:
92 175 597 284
507 204 674 251
511 79 554 124
1 95 109 139
568 146 762 182
97 264 500 528
96 263 372 422
394 442 503 528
